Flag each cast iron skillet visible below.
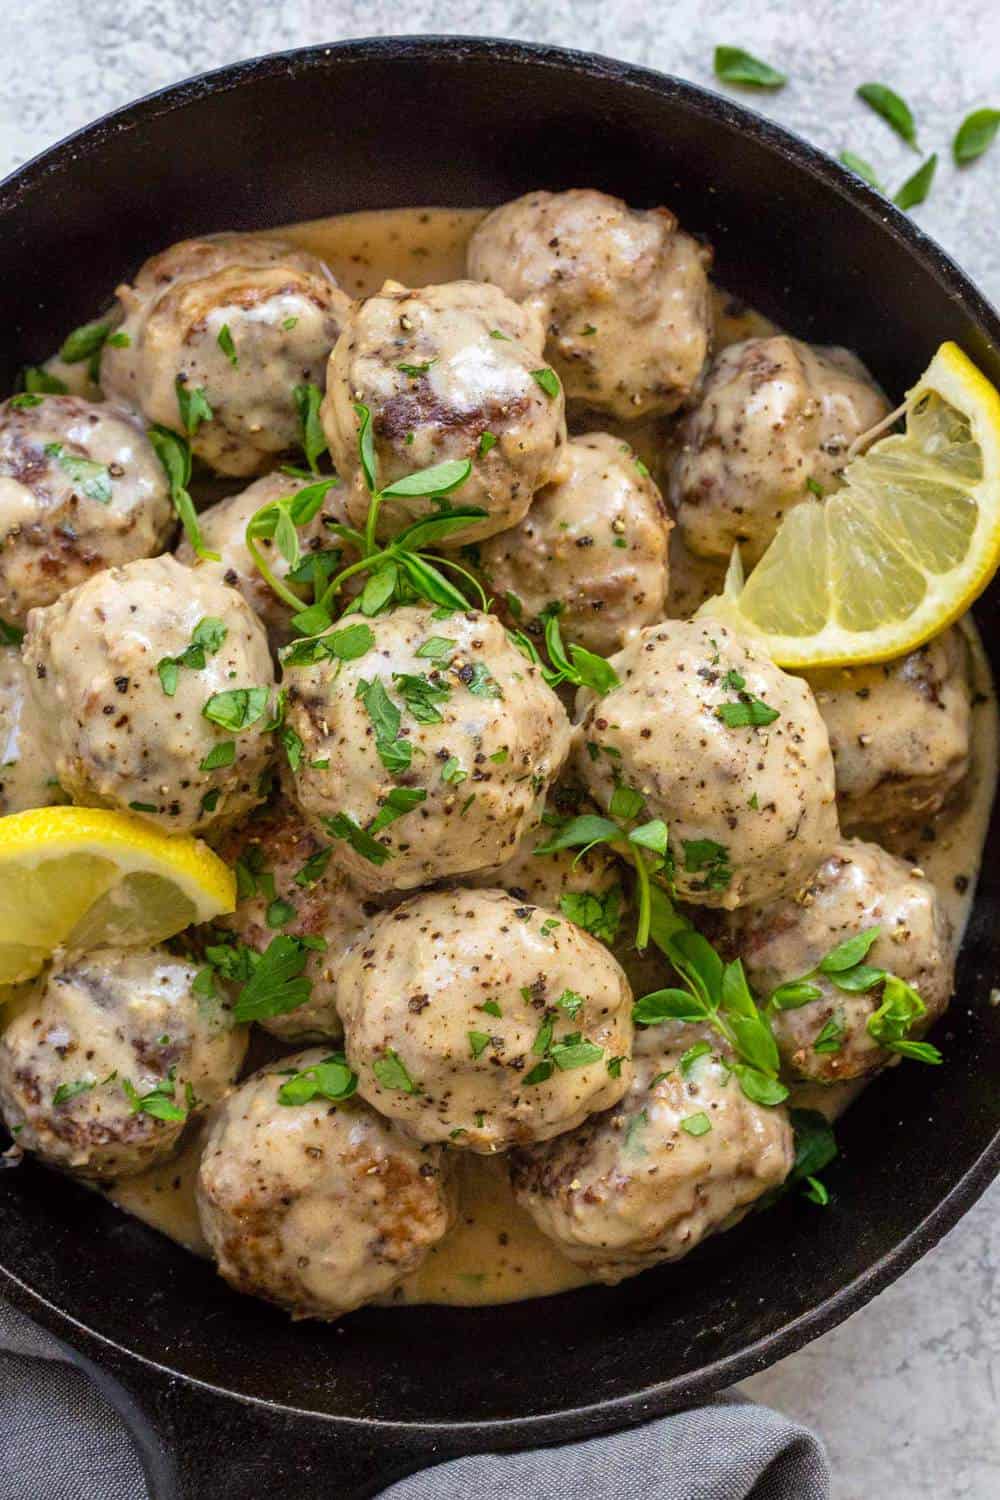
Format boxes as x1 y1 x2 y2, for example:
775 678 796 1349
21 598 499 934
1 34 999 1500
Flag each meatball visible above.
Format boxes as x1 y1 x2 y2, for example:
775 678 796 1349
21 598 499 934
101 233 350 478
0 394 173 625
196 1049 455 1319
467 189 712 420
479 433 672 656
574 618 839 909
336 888 634 1152
0 644 63 814
804 628 972 836
23 553 275 834
175 471 355 644
727 839 953 1082
0 946 247 1180
510 1023 794 1282
284 604 571 892
671 336 889 565
322 279 567 544
211 791 382 1042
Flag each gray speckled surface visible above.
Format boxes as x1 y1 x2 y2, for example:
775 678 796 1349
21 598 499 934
1 4 998 1497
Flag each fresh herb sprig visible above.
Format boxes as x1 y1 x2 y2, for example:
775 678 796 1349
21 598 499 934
509 605 620 697
148 425 219 561
243 475 342 622
767 925 942 1065
534 787 670 951
633 887 789 1107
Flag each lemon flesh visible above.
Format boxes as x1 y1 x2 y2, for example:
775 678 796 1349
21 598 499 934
0 806 236 986
699 342 1000 667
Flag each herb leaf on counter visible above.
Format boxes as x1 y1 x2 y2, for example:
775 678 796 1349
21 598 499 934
894 153 937 211
714 46 787 90
857 82 918 145
953 108 1000 165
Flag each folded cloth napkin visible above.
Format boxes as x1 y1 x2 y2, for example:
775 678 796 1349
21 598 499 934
0 1299 831 1500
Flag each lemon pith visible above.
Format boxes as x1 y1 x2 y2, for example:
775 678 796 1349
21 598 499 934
0 806 236 987
698 341 1000 667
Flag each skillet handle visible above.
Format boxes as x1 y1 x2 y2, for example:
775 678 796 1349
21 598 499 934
86 1349 448 1500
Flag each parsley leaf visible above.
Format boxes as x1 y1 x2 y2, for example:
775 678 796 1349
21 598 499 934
278 1053 357 1106
293 383 327 473
372 1048 420 1094
175 377 213 436
233 934 313 1022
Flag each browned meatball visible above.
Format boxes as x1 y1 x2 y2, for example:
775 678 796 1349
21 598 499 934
468 189 712 419
196 1049 456 1319
0 946 247 1180
23 554 276 834
574 618 839 909
0 394 173 625
283 605 571 893
479 433 672 655
102 233 350 477
336 888 634 1152
510 1023 793 1282
727 839 953 1082
804 628 972 836
671 336 888 565
322 278 567 545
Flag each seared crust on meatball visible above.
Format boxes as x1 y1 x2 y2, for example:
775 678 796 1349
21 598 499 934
671 336 888 565
0 644 63 814
480 433 672 656
467 189 712 420
211 790 385 1042
336 888 634 1151
727 839 953 1082
575 618 839 909
23 554 275 834
0 395 173 625
102 233 350 478
510 1023 794 1281
176 472 355 644
0 946 247 1180
804 628 972 836
196 1049 455 1319
283 605 571 891
322 279 567 544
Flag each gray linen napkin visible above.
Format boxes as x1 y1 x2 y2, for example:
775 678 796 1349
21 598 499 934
0 1299 831 1500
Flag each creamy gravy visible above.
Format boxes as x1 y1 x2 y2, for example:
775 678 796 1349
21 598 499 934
106 206 997 1309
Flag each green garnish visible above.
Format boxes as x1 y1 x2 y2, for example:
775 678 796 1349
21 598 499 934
175 377 213 436
953 108 1000 165
148 425 219 562
373 1048 420 1094
202 687 270 732
680 1112 712 1137
894 154 937 211
857 82 918 146
233 934 313 1022
713 46 786 89
59 319 111 364
157 617 228 697
839 152 884 190
277 1054 357 1106
217 324 238 366
43 443 112 503
293 382 327 473
530 368 560 399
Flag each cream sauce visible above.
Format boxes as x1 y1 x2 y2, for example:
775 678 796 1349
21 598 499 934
104 206 997 1308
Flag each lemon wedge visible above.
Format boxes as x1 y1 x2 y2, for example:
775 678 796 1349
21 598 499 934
698 342 1000 666
0 806 236 986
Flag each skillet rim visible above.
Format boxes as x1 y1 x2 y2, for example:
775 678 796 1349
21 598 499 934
1 30 999 1437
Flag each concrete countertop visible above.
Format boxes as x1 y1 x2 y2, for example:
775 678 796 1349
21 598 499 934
1 3 998 1496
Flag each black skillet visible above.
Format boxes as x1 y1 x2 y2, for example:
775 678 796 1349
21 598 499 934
1 35 998 1500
